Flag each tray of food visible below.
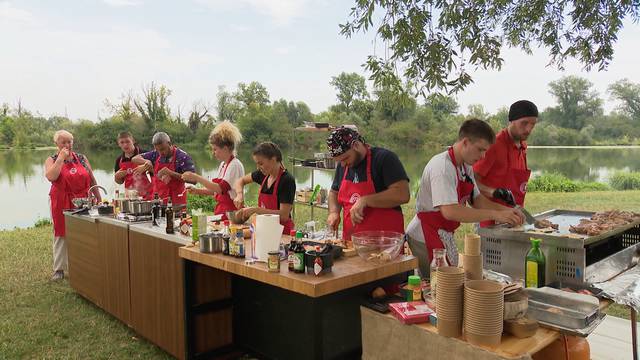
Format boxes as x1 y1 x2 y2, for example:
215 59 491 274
526 287 600 331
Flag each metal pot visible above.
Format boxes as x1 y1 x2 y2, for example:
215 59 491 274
121 199 135 213
131 200 153 215
199 232 223 253
323 158 336 169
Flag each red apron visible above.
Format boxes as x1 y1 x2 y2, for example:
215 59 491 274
480 144 531 227
417 147 475 265
337 147 405 241
152 146 187 206
257 166 295 235
119 147 153 200
49 153 92 237
212 156 238 220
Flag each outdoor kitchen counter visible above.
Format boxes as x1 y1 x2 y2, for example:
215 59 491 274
179 244 418 360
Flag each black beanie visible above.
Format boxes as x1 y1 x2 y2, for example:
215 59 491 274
508 100 538 122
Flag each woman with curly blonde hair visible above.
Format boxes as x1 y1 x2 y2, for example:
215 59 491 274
182 121 245 220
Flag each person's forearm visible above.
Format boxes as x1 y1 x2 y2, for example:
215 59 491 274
234 178 245 198
195 174 222 193
328 190 341 213
440 204 496 223
131 155 147 165
114 171 126 184
474 174 495 199
45 159 64 181
361 185 410 209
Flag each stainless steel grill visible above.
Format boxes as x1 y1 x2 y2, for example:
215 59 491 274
477 209 640 286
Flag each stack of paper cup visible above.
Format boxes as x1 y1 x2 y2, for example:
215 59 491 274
464 280 504 347
463 234 483 280
436 266 465 337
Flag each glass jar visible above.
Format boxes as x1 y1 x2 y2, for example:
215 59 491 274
429 248 449 300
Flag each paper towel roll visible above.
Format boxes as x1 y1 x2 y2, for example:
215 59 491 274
254 214 284 262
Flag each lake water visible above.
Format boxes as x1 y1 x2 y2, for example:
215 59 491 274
2 146 640 230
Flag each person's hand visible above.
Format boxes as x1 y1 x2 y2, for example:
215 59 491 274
493 188 516 206
133 162 150 175
157 167 171 178
181 171 198 183
327 212 341 230
349 197 368 224
115 169 128 179
160 175 171 184
57 148 70 161
492 209 524 226
233 194 244 209
186 185 200 195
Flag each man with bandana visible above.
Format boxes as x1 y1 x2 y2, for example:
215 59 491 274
473 100 538 227
326 127 410 242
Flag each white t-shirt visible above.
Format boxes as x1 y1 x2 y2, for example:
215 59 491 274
216 157 244 199
406 150 480 243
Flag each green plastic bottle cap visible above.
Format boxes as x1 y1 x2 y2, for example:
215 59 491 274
531 238 542 246
408 275 421 286
295 230 303 238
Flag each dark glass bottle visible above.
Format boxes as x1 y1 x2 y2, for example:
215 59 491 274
165 198 174 234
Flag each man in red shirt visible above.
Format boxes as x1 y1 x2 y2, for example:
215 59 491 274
473 100 538 227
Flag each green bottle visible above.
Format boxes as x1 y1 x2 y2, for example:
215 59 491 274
525 238 546 288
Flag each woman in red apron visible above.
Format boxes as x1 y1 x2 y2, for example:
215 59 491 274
183 121 245 221
337 146 405 241
417 147 475 266
233 142 295 234
45 130 99 280
152 146 187 206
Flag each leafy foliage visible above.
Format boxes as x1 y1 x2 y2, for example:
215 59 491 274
610 172 640 190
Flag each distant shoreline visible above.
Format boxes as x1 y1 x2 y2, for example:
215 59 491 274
0 146 57 151
528 145 640 149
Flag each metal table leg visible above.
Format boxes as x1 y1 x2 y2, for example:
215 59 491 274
632 306 638 360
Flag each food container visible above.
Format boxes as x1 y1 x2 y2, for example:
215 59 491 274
389 301 433 324
304 249 334 275
97 205 114 215
525 286 600 330
199 232 222 253
351 231 404 263
131 200 153 215
121 199 135 213
322 158 336 169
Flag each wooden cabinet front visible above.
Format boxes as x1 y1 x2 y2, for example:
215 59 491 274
98 221 131 325
65 215 103 306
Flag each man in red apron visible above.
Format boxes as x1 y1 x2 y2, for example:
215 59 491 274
113 132 153 200
132 132 195 206
45 130 100 280
326 127 410 242
473 100 538 227
405 119 524 276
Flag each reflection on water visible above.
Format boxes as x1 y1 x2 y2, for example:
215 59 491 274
2 146 640 230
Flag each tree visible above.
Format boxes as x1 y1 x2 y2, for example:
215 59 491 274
546 76 603 130
330 72 369 113
425 94 459 122
187 102 210 134
234 81 270 108
340 1 640 95
216 85 242 122
104 91 137 122
272 99 314 127
373 82 416 122
608 79 640 121
133 82 172 130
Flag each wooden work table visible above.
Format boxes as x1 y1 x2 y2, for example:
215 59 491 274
180 241 418 360
179 246 417 298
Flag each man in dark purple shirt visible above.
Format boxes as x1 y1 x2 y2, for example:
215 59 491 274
132 132 196 205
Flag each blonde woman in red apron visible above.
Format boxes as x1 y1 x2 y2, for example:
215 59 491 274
233 142 295 234
45 130 101 280
113 132 153 200
325 127 410 242
183 121 245 221
474 100 538 227
132 132 196 206
405 120 524 277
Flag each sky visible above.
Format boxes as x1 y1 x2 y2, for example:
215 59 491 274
1 0 639 121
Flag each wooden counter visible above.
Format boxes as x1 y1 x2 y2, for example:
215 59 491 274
179 246 418 298
65 214 103 306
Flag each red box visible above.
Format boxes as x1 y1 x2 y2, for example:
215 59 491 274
389 301 434 324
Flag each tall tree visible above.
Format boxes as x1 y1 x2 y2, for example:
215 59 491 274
340 1 640 95
133 82 172 129
547 76 603 130
330 72 369 113
187 102 210 134
216 85 242 122
234 81 270 108
608 79 640 121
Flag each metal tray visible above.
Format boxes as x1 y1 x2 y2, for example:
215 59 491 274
479 209 640 246
536 312 606 338
526 287 600 330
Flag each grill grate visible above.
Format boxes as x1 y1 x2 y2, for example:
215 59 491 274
622 225 640 248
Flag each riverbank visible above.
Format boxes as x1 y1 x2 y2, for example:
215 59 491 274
1 191 639 358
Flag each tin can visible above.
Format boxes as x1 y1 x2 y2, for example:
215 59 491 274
267 251 281 273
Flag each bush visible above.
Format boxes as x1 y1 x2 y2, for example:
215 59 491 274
610 172 640 190
576 182 610 191
186 193 216 213
33 217 52 227
528 173 579 192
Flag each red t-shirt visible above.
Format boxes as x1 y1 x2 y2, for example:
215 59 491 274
473 129 528 189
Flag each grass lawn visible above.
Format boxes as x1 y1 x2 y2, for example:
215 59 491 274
2 190 639 358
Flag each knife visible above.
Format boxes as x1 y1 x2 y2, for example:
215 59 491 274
516 205 536 225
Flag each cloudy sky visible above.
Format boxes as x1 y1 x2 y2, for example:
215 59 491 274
1 0 639 121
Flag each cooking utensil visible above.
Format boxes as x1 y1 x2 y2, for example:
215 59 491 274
351 231 404 263
516 205 536 225
526 286 600 330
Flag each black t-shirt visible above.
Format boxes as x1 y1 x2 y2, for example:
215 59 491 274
114 147 146 172
331 147 409 211
251 169 296 208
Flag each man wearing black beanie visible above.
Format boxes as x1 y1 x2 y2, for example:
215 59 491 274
473 100 538 227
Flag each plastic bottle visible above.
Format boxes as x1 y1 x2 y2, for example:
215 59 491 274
236 229 245 258
288 230 297 272
525 238 546 288
429 248 448 300
407 275 422 301
221 221 230 256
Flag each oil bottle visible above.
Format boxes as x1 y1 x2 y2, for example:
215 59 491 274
525 238 545 288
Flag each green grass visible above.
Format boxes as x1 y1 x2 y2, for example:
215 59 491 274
2 191 640 359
